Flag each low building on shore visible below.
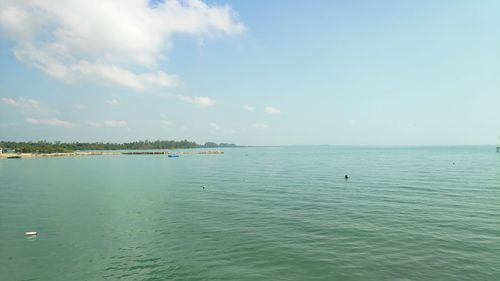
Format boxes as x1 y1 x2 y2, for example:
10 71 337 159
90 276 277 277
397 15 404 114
2 148 16 153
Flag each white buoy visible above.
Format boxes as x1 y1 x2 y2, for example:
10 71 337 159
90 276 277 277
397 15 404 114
25 231 37 236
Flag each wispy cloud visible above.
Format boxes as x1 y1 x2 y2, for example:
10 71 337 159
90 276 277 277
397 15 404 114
0 1 245 91
2 97 59 116
87 120 127 128
73 103 86 110
161 120 174 126
264 106 281 115
107 99 120 106
252 123 269 129
243 105 254 112
160 114 175 126
0 122 15 128
86 121 102 127
26 117 73 128
3 97 39 111
69 61 178 91
210 122 221 130
209 122 235 133
179 95 215 107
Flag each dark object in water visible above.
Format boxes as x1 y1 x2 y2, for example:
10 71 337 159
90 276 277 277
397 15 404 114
168 154 179 158
345 175 349 180
7 155 21 159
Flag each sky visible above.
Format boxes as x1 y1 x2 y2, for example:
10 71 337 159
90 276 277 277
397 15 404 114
0 0 499 145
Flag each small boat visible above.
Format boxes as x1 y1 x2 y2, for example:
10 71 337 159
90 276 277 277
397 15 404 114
7 155 21 159
168 154 179 158
25 231 37 236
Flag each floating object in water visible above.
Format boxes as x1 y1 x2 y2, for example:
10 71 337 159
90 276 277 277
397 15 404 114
344 175 350 180
25 231 37 236
168 154 179 158
202 185 206 189
7 155 21 159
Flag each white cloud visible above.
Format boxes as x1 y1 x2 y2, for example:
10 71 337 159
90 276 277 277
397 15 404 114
87 120 127 128
26 117 73 128
2 97 59 116
179 95 215 107
252 123 269 129
264 106 281 115
0 0 245 91
3 97 39 110
243 104 254 112
86 121 102 127
73 103 86 110
107 98 120 106
103 120 127 127
161 119 174 126
209 122 221 130
209 122 235 133
70 61 178 91
160 114 174 126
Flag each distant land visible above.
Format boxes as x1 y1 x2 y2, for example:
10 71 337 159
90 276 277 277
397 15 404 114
0 140 238 154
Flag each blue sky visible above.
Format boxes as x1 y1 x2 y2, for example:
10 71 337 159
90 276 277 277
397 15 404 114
0 0 499 145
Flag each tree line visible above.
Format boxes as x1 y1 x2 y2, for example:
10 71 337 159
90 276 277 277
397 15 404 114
0 140 237 153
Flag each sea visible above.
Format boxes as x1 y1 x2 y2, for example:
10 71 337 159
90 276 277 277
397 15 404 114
0 146 499 281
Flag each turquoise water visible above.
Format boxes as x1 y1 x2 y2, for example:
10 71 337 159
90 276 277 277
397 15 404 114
1 146 499 280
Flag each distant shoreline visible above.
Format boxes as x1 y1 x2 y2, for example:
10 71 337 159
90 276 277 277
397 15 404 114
0 150 225 159
0 140 238 155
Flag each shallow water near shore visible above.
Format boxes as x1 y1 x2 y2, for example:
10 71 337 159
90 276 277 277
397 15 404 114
1 146 499 280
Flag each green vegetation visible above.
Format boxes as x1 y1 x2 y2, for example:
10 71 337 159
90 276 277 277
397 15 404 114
0 140 237 154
